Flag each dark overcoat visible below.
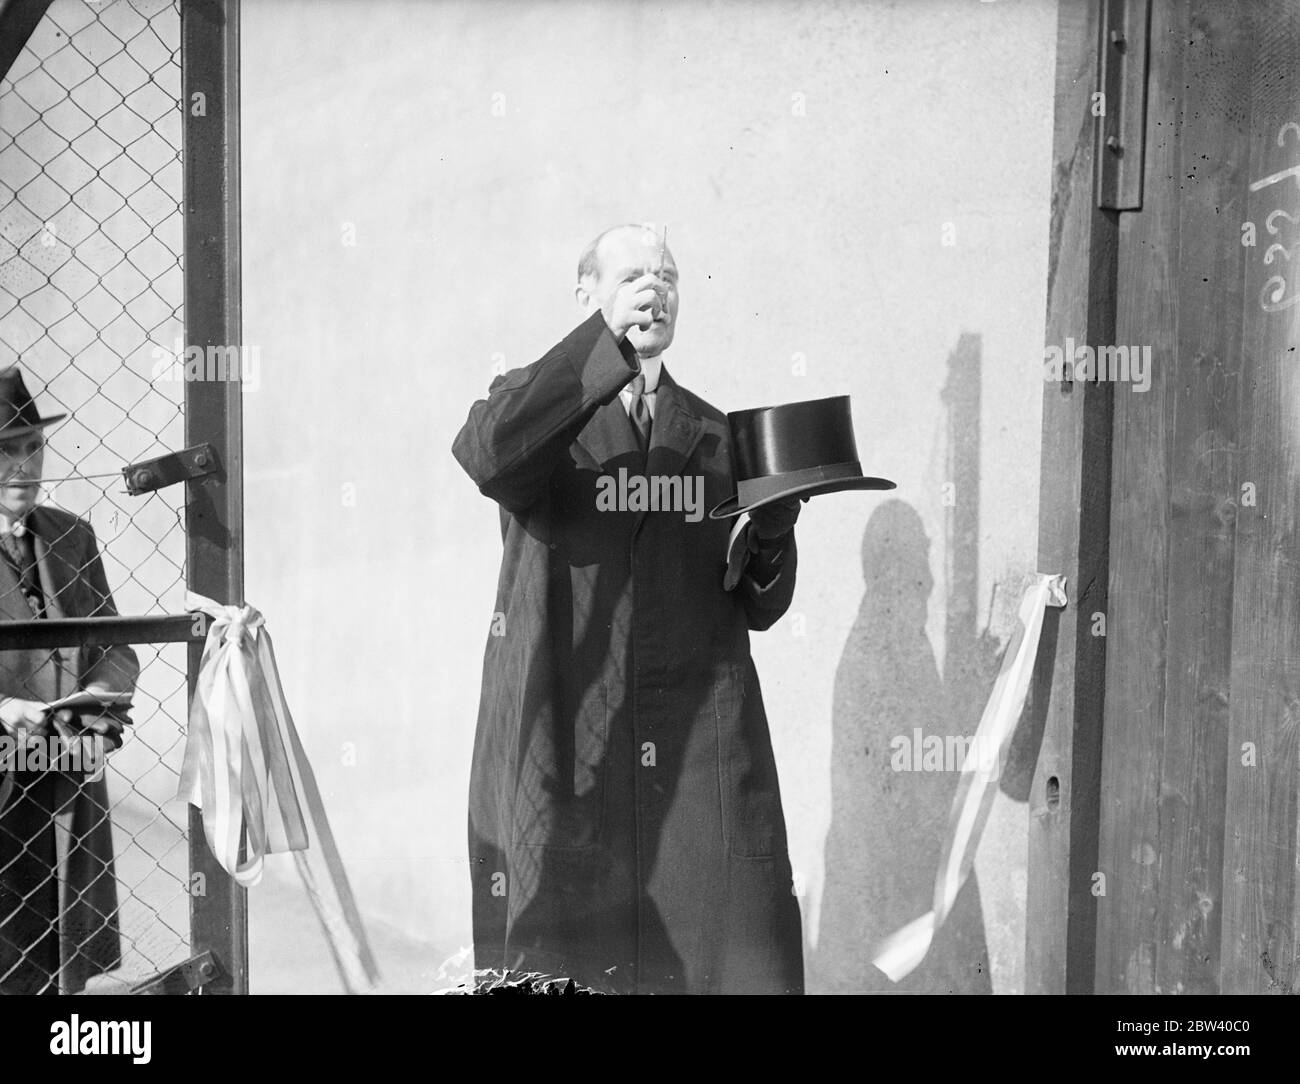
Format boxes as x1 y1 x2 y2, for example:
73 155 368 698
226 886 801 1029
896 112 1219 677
0 505 139 994
453 311 803 994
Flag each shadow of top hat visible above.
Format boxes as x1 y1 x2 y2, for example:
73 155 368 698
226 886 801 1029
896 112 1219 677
710 395 895 519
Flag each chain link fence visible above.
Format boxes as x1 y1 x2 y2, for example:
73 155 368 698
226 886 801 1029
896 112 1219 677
0 0 192 993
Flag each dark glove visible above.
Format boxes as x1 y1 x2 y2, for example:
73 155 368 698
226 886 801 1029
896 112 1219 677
747 496 803 541
83 708 128 753
723 500 804 592
51 708 126 756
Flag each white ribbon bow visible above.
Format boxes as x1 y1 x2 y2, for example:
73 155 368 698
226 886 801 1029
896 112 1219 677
179 591 379 991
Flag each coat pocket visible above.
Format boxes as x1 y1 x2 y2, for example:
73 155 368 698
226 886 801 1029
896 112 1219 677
715 663 786 859
512 682 609 850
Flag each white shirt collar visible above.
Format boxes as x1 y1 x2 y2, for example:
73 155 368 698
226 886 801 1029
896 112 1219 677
635 354 663 393
0 513 28 538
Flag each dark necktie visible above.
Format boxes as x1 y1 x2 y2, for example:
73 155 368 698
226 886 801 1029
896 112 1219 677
0 527 44 618
627 372 652 452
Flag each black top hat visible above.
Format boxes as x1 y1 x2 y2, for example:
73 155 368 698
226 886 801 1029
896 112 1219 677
710 395 895 519
0 367 66 438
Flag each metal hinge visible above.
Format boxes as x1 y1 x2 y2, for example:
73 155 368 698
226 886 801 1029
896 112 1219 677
1095 0 1151 210
122 443 220 495
129 949 225 995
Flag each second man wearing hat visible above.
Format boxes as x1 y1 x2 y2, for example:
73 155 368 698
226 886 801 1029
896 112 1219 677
0 367 138 994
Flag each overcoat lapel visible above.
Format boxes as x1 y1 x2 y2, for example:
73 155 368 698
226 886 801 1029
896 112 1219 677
644 367 705 482
574 364 705 539
635 367 704 538
31 513 70 621
576 395 641 470
576 366 704 468
0 530 63 704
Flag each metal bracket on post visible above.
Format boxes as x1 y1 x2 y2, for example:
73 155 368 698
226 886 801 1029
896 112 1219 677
129 949 225 995
122 443 220 495
1095 0 1151 211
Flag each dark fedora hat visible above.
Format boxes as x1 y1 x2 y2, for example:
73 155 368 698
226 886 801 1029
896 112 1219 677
0 366 66 438
710 395 894 519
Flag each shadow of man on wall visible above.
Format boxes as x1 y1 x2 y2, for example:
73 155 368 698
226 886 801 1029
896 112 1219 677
809 499 994 993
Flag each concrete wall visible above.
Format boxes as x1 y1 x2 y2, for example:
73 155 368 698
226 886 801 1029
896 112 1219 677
240 0 1057 992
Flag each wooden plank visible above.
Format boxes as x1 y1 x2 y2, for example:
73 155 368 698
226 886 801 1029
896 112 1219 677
1027 0 1116 995
1150 0 1249 996
1097 0 1251 995
1092 0 1179 994
1221 0 1300 995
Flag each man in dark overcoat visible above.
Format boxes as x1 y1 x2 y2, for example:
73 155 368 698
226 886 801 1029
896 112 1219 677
453 224 804 993
0 367 138 994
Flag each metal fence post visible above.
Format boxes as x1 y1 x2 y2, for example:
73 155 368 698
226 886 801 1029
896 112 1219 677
182 0 246 995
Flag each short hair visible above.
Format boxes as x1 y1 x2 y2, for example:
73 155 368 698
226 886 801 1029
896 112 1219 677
577 222 660 283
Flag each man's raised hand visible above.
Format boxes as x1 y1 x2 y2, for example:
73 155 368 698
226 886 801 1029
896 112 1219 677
601 272 664 341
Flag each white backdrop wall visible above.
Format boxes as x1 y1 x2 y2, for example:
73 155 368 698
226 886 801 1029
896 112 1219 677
240 0 1056 992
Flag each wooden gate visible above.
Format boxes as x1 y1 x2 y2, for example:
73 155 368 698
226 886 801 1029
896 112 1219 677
1032 0 1300 995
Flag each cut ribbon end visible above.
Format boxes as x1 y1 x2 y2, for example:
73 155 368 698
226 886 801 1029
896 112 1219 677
871 911 937 984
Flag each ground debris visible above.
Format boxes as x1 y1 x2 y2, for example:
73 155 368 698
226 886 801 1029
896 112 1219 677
444 968 603 995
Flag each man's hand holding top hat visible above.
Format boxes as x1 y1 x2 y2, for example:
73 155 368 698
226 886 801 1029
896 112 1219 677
723 497 806 593
749 495 803 540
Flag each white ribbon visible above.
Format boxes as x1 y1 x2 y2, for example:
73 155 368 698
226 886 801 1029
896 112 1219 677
871 572 1068 983
179 591 379 991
